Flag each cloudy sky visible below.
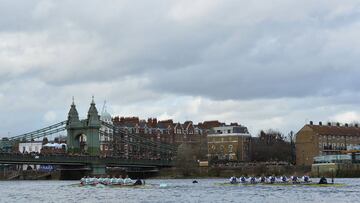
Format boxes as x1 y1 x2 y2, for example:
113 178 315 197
1 0 360 137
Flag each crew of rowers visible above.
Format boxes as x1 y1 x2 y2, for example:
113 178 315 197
229 175 311 184
80 175 138 186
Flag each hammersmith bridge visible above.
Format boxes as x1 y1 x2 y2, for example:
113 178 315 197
0 98 175 178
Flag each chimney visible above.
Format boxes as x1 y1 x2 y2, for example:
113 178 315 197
328 122 331 126
319 121 322 126
310 121 313 125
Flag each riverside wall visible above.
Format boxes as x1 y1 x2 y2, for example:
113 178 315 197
159 164 311 178
311 163 360 178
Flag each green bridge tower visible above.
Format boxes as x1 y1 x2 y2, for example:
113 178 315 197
66 97 101 156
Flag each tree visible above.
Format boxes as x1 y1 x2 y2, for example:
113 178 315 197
251 129 293 162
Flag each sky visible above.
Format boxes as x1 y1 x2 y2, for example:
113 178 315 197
1 0 360 137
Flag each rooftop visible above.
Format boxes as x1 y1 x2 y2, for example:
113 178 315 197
304 121 360 136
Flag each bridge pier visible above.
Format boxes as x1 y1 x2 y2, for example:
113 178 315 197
91 164 106 176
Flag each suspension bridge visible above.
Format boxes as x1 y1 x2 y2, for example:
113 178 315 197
0 98 177 178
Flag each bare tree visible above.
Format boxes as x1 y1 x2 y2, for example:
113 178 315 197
251 129 293 162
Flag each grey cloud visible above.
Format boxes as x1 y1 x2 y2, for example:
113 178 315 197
1 0 360 135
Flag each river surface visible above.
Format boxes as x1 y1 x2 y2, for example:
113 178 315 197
1 178 359 203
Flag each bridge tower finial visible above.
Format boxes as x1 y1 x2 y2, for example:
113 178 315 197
91 95 95 104
72 96 75 105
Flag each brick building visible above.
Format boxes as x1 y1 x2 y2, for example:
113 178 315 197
296 121 360 166
207 124 251 162
112 116 207 160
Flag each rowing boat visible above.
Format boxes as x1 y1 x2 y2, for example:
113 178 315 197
216 182 346 187
70 183 150 188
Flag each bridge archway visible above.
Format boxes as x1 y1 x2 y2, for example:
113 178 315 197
75 133 88 154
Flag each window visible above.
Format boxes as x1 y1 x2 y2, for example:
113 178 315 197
228 145 233 153
29 146 32 151
228 130 231 134
220 145 224 151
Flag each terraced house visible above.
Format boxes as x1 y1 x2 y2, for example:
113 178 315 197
112 117 207 160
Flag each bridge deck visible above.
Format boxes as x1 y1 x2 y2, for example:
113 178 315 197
0 153 174 167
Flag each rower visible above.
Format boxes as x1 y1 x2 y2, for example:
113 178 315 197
260 176 266 183
229 176 237 184
98 176 104 184
124 175 133 185
240 176 246 183
85 176 91 185
117 175 124 185
111 176 117 185
269 176 275 184
281 176 288 183
80 176 86 185
302 175 310 183
104 175 111 185
250 177 256 184
291 176 299 184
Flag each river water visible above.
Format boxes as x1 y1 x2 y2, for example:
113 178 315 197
1 178 359 203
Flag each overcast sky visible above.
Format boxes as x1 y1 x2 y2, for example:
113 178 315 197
1 0 360 137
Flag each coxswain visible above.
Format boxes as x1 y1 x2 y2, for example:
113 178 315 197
319 176 328 184
133 178 143 186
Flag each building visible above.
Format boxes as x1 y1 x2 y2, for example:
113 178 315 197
111 116 207 160
296 121 360 166
207 124 251 162
18 142 43 154
99 102 113 156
